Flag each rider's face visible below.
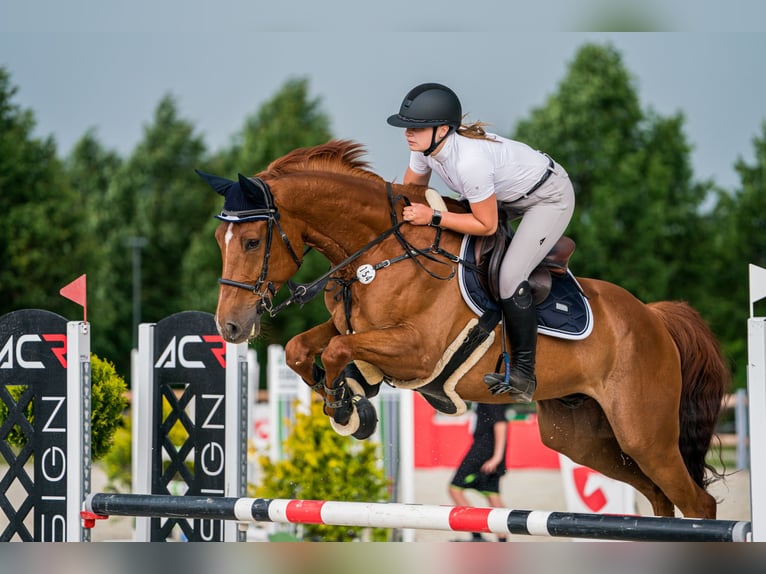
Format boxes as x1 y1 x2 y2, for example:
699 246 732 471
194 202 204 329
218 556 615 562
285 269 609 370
404 126 449 153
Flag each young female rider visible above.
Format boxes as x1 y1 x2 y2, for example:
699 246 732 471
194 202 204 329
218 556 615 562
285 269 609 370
387 82 575 402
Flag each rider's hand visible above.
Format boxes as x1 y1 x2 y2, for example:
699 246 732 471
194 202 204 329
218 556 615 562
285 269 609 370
403 202 433 226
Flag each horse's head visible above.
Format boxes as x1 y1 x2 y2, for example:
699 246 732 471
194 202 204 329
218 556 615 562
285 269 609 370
198 170 303 343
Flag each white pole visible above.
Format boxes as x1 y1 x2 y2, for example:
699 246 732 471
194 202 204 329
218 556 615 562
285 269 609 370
132 323 155 541
747 263 766 542
266 345 282 463
747 317 765 542
66 321 90 542
735 388 748 471
398 390 415 542
223 341 249 541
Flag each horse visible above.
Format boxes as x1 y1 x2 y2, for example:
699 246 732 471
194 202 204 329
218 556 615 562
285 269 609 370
200 139 729 519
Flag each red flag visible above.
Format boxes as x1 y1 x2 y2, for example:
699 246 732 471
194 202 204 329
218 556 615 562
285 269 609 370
60 274 87 322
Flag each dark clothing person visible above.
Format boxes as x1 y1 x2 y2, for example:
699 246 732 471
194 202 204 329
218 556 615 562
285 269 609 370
449 402 508 541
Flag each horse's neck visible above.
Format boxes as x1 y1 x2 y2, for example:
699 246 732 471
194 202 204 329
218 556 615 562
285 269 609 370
280 174 397 263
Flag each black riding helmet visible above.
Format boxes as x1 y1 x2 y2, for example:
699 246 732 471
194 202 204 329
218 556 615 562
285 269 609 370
387 83 462 155
387 82 462 130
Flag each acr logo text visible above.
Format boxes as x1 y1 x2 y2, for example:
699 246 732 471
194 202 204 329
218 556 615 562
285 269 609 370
0 334 67 369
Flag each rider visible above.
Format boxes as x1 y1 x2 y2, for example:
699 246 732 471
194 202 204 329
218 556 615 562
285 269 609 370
387 82 575 402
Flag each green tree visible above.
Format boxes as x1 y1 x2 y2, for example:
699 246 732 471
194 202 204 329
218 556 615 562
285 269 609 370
65 131 124 361
0 68 91 316
85 95 208 377
219 77 333 174
708 121 766 386
129 96 210 321
513 43 715 306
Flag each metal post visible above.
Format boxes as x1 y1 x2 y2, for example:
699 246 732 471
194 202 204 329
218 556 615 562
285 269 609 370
66 321 91 542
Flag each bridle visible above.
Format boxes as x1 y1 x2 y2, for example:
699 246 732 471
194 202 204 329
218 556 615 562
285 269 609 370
217 176 303 315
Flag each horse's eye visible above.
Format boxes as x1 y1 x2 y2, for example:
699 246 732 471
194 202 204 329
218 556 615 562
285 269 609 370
244 238 261 251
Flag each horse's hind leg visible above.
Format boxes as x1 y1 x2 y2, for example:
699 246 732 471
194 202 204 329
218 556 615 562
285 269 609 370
561 390 717 518
537 399 676 516
605 392 717 519
625 442 717 519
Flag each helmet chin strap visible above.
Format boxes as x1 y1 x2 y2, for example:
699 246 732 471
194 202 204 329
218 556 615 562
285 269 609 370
423 126 448 156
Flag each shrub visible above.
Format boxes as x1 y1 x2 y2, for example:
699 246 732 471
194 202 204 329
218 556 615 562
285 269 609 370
99 412 132 492
254 398 391 541
0 385 33 447
90 355 128 460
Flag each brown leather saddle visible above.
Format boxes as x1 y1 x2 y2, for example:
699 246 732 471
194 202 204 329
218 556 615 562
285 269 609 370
474 210 576 305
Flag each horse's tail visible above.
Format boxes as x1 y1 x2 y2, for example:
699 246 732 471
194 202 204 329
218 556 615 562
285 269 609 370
649 301 730 489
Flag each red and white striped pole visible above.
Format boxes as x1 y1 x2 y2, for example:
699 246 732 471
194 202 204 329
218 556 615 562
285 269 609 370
83 494 751 542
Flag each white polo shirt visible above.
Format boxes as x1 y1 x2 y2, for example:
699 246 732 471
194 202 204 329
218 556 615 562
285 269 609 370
409 132 551 203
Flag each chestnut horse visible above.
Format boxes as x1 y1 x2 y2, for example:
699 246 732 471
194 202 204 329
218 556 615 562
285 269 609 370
203 140 729 519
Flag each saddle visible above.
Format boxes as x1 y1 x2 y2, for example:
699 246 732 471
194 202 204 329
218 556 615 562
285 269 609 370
436 194 575 305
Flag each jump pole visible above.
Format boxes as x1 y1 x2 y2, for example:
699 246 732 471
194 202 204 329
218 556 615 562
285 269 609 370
83 494 751 542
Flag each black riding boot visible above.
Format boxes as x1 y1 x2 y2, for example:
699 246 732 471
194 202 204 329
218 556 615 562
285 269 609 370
484 281 538 403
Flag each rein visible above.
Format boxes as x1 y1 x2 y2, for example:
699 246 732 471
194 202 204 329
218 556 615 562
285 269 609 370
218 180 481 328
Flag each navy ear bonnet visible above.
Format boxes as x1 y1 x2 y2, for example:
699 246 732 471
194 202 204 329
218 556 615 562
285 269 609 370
196 169 277 222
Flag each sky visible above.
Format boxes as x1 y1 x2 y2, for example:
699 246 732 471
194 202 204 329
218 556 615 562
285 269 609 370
1 2 766 192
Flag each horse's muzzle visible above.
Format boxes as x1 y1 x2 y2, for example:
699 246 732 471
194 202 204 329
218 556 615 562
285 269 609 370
217 314 260 344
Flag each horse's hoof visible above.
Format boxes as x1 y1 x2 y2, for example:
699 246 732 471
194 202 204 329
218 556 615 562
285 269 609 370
351 395 378 440
326 403 352 427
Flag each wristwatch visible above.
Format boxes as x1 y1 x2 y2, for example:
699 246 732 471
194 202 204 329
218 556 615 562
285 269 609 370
430 209 442 227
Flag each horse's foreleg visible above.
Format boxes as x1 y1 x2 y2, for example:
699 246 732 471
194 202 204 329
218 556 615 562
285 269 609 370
287 328 374 438
319 327 428 439
284 319 340 394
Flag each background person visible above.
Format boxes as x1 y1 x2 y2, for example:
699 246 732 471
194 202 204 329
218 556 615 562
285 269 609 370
448 401 509 542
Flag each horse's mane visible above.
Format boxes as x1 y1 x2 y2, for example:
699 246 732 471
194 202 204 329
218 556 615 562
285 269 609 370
260 139 383 184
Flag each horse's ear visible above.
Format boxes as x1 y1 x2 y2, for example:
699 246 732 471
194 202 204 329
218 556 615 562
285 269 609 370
238 173 272 207
196 169 234 196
